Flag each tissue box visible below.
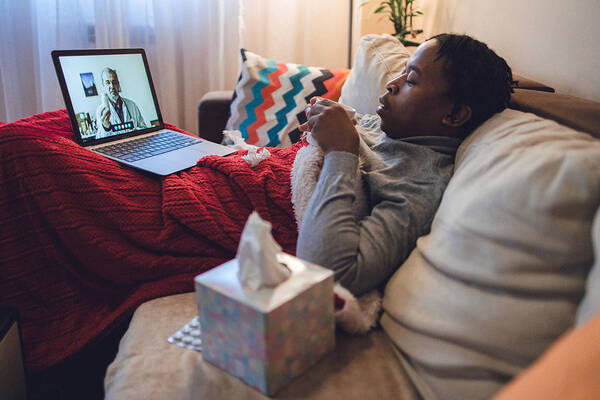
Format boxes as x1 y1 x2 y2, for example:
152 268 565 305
195 252 335 395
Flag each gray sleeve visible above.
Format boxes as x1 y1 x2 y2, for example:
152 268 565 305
296 151 422 296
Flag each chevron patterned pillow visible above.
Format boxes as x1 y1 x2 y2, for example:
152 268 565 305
225 49 350 147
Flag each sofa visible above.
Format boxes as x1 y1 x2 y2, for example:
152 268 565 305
100 34 600 399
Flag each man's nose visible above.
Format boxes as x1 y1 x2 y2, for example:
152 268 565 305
386 74 406 94
386 82 400 95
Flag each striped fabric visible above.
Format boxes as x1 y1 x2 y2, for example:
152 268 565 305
226 49 349 147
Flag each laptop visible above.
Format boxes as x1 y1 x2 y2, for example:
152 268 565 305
52 48 234 176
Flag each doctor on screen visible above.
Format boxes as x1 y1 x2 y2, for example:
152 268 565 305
96 67 147 138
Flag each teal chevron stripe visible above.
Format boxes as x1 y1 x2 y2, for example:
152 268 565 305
239 60 278 140
266 65 310 146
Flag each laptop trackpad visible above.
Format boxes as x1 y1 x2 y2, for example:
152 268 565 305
163 146 212 162
133 148 204 176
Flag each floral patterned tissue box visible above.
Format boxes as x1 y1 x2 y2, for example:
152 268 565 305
194 252 335 395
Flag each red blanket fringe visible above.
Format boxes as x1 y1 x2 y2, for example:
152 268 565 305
0 110 300 371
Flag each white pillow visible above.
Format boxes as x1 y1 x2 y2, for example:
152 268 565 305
382 109 600 397
433 108 599 290
339 34 410 115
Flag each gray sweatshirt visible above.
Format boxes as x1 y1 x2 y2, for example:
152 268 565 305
296 115 461 295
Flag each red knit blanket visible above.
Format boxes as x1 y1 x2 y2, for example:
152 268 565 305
0 110 300 371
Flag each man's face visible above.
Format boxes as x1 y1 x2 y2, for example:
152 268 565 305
103 71 121 102
377 39 456 139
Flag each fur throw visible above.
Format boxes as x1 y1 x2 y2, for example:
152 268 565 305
334 285 382 334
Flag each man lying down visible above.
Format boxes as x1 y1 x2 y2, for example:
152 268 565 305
0 33 513 396
293 33 512 399
296 33 512 295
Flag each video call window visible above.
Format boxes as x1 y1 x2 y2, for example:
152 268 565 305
57 53 159 143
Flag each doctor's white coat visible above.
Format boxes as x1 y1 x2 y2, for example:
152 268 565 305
95 96 147 138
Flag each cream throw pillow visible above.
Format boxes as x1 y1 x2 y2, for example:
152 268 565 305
424 108 599 291
382 109 600 398
339 34 410 115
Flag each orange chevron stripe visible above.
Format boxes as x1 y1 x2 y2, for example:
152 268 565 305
322 69 350 101
247 63 288 144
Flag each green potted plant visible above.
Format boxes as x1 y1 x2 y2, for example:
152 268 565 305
364 0 424 46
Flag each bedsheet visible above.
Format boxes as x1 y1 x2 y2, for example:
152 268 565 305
0 110 300 371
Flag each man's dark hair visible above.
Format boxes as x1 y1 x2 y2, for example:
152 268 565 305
428 33 513 136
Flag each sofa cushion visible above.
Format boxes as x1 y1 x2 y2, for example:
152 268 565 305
225 49 349 147
104 292 420 399
381 108 600 399
493 308 600 399
339 34 410 115
492 207 600 399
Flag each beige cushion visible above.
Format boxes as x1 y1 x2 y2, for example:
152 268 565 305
493 209 600 400
382 108 600 398
104 292 420 400
339 34 410 115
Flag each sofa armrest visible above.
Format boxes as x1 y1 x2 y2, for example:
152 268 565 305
512 74 555 93
197 90 233 143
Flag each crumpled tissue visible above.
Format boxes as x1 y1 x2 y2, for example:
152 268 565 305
236 211 290 290
242 147 271 167
223 130 271 167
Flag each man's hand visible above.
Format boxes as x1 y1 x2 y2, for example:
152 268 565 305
100 106 111 130
299 97 359 155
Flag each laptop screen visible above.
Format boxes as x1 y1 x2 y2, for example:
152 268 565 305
53 50 162 146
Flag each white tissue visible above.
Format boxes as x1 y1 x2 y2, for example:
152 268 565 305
222 130 271 167
237 211 291 290
242 147 271 167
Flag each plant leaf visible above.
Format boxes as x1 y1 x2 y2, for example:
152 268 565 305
373 5 388 14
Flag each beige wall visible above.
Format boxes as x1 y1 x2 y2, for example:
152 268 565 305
359 0 600 102
244 0 352 69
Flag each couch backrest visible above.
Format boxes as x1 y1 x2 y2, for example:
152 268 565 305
510 89 600 139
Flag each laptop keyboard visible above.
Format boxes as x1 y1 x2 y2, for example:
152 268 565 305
94 131 202 162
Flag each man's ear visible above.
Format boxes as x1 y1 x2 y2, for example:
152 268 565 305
442 104 472 128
